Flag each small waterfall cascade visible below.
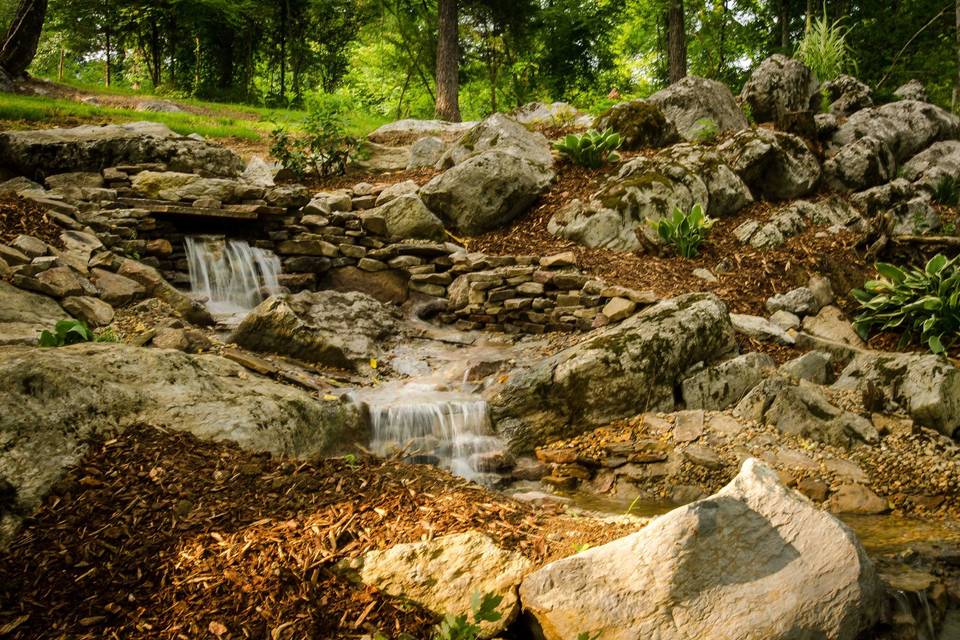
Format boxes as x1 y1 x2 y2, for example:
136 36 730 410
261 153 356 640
360 383 505 481
185 236 282 317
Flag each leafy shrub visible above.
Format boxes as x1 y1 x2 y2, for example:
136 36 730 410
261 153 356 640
554 129 622 168
796 12 856 82
649 204 716 258
39 320 94 347
689 117 719 144
852 254 960 354
434 592 502 640
932 175 960 207
270 94 361 178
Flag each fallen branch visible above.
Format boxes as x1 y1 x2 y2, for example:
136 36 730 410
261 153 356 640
891 234 960 247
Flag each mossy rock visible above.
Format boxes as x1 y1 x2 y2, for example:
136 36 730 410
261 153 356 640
595 100 681 151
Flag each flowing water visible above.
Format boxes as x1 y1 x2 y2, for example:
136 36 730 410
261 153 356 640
185 236 282 320
354 381 506 482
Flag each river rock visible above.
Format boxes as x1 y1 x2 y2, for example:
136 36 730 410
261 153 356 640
0 281 72 346
519 458 881 640
420 150 553 235
593 100 680 150
549 144 751 251
372 193 445 241
352 531 530 638
0 122 245 179
489 293 736 452
0 343 363 544
829 484 889 515
231 290 400 372
718 128 820 200
130 171 264 203
681 352 775 411
739 54 819 124
648 76 749 141
89 267 147 305
832 352 960 438
438 113 553 169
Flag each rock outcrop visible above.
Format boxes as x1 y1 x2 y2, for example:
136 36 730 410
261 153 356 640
0 281 73 345
489 293 736 452
0 122 245 179
437 113 554 169
648 76 749 141
0 343 363 543
519 459 881 640
230 290 401 372
739 54 819 124
593 100 680 150
718 128 820 200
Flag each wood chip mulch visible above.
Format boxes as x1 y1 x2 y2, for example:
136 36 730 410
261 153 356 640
0 195 65 250
0 425 640 639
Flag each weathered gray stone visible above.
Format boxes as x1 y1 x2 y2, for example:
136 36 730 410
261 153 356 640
117 259 213 325
730 313 795 345
764 382 879 447
131 171 264 203
231 290 400 372
61 296 114 327
0 343 363 544
682 352 775 410
374 180 420 207
406 136 446 169
519 459 881 640
438 113 553 169
367 119 475 145
830 101 959 166
489 294 736 452
823 75 873 117
823 136 896 192
901 140 960 191
89 268 147 306
373 194 445 241
593 100 680 150
739 54 819 124
648 76 749 141
801 306 865 348
718 128 820 200
0 281 72 346
766 287 820 317
893 80 929 102
779 351 833 384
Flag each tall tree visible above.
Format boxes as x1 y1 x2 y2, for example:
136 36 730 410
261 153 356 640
0 0 48 81
955 0 959 111
666 0 686 83
435 0 461 122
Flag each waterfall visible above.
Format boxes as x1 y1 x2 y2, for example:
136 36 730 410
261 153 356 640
362 383 505 481
185 236 282 316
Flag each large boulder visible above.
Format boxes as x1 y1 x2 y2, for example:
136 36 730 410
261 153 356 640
823 74 873 117
830 101 960 165
0 343 363 544
593 100 680 150
351 531 530 638
894 80 929 102
370 193 445 241
549 144 751 251
718 128 821 200
117 258 213 326
0 281 73 346
130 171 264 203
833 352 960 438
739 54 819 124
849 179 940 235
648 76 749 141
230 290 401 372
488 293 736 452
520 459 881 640
420 150 553 235
438 113 554 169
901 140 960 191
823 136 896 192
0 122 245 179
367 119 475 145
681 352 775 411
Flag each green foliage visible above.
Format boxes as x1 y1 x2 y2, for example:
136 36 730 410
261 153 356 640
796 12 856 82
577 633 602 640
270 94 361 179
39 320 95 347
741 102 755 125
852 254 960 355
434 592 503 640
650 204 716 259
932 176 960 207
554 129 622 168
819 89 832 114
689 118 719 145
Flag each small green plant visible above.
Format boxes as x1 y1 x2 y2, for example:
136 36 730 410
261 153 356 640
95 327 120 343
852 254 960 355
553 128 622 168
649 203 716 259
270 95 361 179
573 542 593 553
932 175 960 207
577 633 602 640
434 592 502 640
819 88 832 114
796 11 856 81
741 102 755 125
689 118 719 144
39 320 94 347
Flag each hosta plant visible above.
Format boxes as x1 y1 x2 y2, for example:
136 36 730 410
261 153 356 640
554 129 622 168
852 254 960 355
649 203 716 259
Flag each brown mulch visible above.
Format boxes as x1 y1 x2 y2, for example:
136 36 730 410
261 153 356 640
291 167 441 194
0 195 66 251
0 425 640 640
466 162 870 319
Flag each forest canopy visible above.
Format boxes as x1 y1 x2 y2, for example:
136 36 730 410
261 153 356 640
2 0 959 119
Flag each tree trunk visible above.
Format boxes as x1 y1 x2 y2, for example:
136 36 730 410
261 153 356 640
780 0 790 49
435 0 461 122
58 46 63 81
104 30 112 87
806 0 814 29
0 0 49 80
666 0 687 84
279 0 288 103
955 0 959 112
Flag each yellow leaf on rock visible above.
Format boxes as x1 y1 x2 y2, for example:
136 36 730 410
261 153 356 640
370 358 378 369
322 394 338 401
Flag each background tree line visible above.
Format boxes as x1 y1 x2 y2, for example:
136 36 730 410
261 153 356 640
1 0 959 120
